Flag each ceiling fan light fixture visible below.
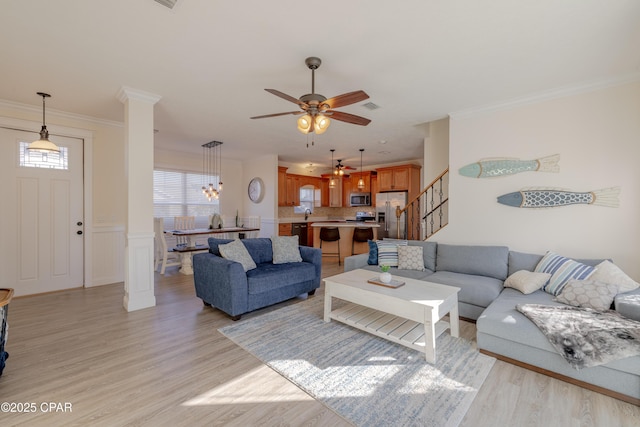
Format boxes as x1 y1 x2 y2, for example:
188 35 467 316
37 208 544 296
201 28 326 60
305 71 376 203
314 114 330 134
297 114 312 134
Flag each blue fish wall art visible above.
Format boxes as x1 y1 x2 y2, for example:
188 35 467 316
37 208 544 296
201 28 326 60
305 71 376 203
497 187 620 208
459 154 560 178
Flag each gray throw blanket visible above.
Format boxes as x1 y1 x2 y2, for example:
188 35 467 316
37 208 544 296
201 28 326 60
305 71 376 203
517 304 640 369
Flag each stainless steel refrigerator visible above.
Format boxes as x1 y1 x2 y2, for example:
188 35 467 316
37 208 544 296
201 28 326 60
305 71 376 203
376 191 408 239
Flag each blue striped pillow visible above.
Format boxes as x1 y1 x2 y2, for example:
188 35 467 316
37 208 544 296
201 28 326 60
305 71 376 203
376 240 408 268
535 252 596 296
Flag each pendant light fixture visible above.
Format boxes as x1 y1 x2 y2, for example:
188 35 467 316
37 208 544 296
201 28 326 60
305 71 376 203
201 141 223 201
357 148 365 189
28 92 60 153
329 149 337 188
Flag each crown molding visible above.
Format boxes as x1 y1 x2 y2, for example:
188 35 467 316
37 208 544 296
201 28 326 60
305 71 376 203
0 98 123 128
449 72 640 120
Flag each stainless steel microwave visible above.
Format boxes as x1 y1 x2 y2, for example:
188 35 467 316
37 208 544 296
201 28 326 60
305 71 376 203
349 192 371 207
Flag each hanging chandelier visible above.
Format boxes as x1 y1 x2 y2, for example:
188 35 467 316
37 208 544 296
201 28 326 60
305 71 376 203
329 149 337 188
357 148 365 189
28 92 60 153
201 141 223 201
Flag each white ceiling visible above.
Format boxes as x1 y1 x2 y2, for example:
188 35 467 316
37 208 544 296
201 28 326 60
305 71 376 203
1 0 639 172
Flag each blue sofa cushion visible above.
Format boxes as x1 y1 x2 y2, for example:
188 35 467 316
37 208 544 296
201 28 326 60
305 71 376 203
242 238 274 264
246 262 316 295
436 243 509 280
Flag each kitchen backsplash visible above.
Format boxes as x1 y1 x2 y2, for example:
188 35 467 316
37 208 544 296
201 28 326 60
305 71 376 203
278 206 368 219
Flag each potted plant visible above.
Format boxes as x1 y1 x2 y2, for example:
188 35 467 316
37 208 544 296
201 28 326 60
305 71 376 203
379 264 392 283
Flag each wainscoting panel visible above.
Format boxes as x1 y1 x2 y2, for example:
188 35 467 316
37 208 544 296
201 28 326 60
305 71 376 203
91 224 125 287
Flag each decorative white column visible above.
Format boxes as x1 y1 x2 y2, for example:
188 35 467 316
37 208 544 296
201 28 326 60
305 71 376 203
117 86 161 312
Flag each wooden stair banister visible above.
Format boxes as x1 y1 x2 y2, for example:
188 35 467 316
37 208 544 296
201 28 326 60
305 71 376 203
395 167 449 240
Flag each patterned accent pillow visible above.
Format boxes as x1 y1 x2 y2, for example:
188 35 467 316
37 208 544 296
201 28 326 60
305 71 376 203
367 239 378 265
398 245 424 271
589 260 639 293
219 239 257 272
271 236 303 264
504 270 551 294
535 252 596 296
554 279 619 311
376 240 408 268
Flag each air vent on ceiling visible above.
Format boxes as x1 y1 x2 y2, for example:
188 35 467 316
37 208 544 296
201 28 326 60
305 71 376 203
154 0 177 9
362 102 380 110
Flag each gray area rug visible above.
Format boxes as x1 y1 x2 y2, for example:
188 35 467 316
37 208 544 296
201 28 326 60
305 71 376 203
517 303 640 369
219 298 495 427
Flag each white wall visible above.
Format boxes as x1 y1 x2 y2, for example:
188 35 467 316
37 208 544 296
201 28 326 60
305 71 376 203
243 154 279 238
423 117 450 184
437 81 640 280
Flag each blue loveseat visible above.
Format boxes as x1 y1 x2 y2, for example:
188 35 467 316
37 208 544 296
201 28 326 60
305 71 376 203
193 237 321 320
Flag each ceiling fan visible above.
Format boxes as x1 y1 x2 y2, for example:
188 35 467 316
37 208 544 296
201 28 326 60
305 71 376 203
250 57 371 135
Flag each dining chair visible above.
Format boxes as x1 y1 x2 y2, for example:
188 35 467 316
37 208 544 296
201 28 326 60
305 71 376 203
240 216 260 238
174 216 195 246
155 218 181 275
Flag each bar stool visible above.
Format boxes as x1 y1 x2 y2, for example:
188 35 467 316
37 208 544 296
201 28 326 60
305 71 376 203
352 227 374 255
319 227 341 265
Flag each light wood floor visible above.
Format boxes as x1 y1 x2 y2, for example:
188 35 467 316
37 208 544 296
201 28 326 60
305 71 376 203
1 260 638 427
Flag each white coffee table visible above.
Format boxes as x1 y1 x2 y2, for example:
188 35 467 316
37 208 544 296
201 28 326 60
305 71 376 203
323 269 460 363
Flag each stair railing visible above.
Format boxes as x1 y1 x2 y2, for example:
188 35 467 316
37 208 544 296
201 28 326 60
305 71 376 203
396 167 449 240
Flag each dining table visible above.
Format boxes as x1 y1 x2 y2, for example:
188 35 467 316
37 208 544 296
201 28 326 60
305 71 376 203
166 227 260 274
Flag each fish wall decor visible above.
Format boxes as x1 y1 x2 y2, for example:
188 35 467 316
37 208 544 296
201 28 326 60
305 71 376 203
459 154 560 178
497 187 620 208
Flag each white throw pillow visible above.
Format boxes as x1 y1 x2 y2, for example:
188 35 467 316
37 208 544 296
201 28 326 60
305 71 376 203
271 236 303 264
398 245 424 271
219 239 257 272
554 279 619 311
589 260 639 293
504 270 551 294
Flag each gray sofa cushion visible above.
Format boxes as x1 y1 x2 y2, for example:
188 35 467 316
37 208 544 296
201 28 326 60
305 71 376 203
508 251 543 276
408 240 437 271
615 288 640 322
427 271 504 309
436 243 509 280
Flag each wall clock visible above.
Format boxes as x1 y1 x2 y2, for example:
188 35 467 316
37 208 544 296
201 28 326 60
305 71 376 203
248 177 265 203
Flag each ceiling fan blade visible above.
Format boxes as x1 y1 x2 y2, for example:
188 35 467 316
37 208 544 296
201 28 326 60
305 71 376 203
250 111 303 119
265 89 306 107
327 110 371 126
322 90 369 109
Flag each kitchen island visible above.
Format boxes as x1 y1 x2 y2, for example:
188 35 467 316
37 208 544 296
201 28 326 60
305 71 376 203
310 222 380 263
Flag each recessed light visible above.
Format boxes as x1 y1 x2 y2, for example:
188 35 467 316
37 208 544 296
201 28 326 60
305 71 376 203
378 140 387 144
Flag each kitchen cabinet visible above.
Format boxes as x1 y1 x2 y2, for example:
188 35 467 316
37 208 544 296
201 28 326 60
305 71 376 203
376 164 421 194
278 166 288 206
329 176 342 207
342 176 352 207
320 177 330 207
278 223 292 236
286 175 300 206
349 171 371 193
371 174 378 206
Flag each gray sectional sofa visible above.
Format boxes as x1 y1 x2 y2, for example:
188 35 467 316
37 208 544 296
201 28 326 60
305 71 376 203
344 240 640 404
193 237 321 320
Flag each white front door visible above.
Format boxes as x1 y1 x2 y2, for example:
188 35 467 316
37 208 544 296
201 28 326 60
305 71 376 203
0 127 84 296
